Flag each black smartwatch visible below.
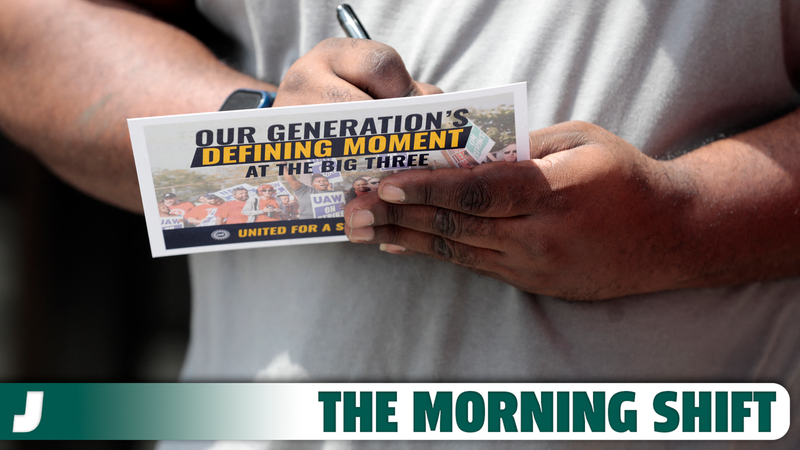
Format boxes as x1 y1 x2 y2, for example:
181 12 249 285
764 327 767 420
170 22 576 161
219 89 277 111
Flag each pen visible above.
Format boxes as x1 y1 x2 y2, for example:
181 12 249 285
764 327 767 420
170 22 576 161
337 4 370 39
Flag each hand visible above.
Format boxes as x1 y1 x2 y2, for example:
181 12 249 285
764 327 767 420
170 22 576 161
272 37 441 107
343 121 694 301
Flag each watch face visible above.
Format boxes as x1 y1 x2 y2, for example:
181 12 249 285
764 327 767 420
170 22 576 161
220 90 268 111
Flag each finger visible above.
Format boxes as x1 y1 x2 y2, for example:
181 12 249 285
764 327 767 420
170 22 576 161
275 70 373 107
415 81 443 95
275 38 424 106
347 222 505 272
276 78 439 107
528 120 604 159
326 38 420 99
345 197 509 251
379 243 415 255
373 241 521 293
313 38 421 98
276 74 438 106
372 160 549 218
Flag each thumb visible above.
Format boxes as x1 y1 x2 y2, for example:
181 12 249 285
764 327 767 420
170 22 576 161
413 81 443 96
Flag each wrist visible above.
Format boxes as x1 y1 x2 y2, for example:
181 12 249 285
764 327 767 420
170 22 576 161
220 89 277 111
648 158 708 290
659 141 800 289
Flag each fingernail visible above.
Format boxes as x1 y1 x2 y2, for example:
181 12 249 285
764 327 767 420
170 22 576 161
350 209 374 228
349 226 374 242
380 243 406 253
380 185 406 202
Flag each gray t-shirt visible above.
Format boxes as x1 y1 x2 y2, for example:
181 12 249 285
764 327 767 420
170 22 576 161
162 1 800 449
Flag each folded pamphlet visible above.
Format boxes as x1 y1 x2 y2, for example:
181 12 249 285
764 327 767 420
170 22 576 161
128 83 528 257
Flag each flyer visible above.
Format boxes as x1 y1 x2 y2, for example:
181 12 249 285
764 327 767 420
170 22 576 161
128 83 529 257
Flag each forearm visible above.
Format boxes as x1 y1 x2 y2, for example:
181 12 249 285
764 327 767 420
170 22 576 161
282 173 302 191
662 106 800 290
0 0 276 212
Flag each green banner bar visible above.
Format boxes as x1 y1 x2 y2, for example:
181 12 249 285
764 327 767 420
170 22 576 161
0 383 789 441
0 383 294 440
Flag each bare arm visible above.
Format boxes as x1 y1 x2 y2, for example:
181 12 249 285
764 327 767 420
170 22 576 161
0 0 276 213
660 107 800 289
282 172 303 191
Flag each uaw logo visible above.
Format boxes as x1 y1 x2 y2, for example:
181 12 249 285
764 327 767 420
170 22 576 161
210 229 231 241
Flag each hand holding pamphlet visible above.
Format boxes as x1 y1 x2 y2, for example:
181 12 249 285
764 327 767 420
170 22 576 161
128 83 528 257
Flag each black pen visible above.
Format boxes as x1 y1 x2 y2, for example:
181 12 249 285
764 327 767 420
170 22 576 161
337 4 370 39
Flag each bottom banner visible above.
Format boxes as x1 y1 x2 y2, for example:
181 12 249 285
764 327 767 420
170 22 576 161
0 383 789 440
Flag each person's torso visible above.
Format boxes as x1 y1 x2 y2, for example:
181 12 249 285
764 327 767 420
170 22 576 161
178 3 800 449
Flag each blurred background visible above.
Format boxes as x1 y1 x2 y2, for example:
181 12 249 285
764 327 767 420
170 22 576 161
0 127 191 450
0 4 237 449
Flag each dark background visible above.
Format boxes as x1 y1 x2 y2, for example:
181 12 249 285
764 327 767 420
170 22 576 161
0 121 191 450
0 4 236 449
